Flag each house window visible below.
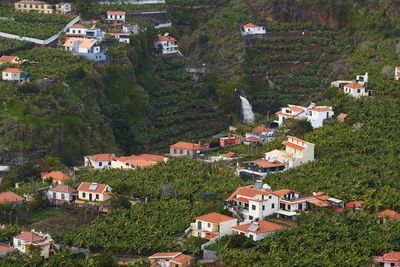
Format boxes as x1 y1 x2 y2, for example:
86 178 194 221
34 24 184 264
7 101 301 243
18 240 21 247
52 192 56 198
82 192 86 198
96 194 99 199
269 196 272 199
98 162 102 167
61 193 65 200
251 205 256 210
357 89 360 93
288 205 291 211
262 205 265 210
207 223 211 227
249 216 253 220
249 234 254 240
108 161 111 166
271 203 275 209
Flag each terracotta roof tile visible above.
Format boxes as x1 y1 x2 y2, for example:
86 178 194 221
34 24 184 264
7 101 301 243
50 184 77 194
233 220 286 234
243 23 257 28
158 35 176 42
0 192 24 205
196 212 235 224
249 159 284 168
14 231 44 242
170 142 207 151
345 81 364 89
41 171 71 181
77 182 110 194
2 68 23 74
378 210 400 220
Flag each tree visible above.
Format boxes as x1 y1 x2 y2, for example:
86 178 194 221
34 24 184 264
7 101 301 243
89 252 118 267
279 118 313 136
110 196 131 210
26 244 42 265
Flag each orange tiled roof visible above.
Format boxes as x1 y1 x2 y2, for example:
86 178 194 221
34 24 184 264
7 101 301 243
196 212 235 224
63 38 98 49
3 68 23 73
345 201 363 209
378 209 400 220
233 220 286 234
0 244 15 253
170 142 206 151
243 23 257 28
107 11 126 15
87 153 117 161
0 56 16 62
171 254 193 265
149 252 182 258
311 106 332 112
272 189 293 197
77 182 110 194
158 35 176 42
41 171 71 181
224 151 237 158
70 23 85 29
345 81 364 89
227 185 273 201
337 113 348 120
250 159 284 168
50 184 77 194
14 231 44 242
282 141 305 151
253 125 269 133
0 192 24 205
382 251 400 262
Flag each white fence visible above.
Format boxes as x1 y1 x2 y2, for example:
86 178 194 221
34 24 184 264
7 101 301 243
0 16 80 46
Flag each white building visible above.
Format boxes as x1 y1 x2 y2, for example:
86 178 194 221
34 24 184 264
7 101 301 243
169 142 208 158
241 23 266 36
66 24 105 41
63 38 107 63
2 68 31 83
226 182 279 222
190 212 237 240
275 103 334 129
15 1 71 14
47 184 77 205
13 230 53 259
264 136 315 169
154 35 178 55
395 67 400 81
84 153 117 169
77 182 112 202
112 154 167 169
232 220 286 241
106 11 126 23
109 33 131 44
342 81 372 98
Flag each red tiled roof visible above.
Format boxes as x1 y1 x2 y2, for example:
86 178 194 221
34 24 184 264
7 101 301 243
253 125 269 133
345 201 363 209
382 251 400 262
0 56 16 62
14 231 44 242
275 111 295 117
41 171 71 181
87 153 117 161
77 182 110 194
0 244 16 253
204 232 219 240
287 135 307 144
50 184 77 194
378 209 400 220
311 106 332 112
288 106 306 112
282 141 305 151
158 35 176 42
171 254 193 265
2 68 23 73
337 113 348 120
170 142 207 151
70 23 85 29
233 197 250 203
306 197 329 207
227 185 273 201
251 159 285 168
246 136 262 142
345 81 364 89
0 192 24 205
107 11 126 15
117 154 165 167
196 212 235 224
272 189 292 197
243 23 257 28
233 220 286 234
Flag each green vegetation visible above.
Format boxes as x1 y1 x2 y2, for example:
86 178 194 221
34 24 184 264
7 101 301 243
0 39 31 54
0 7 73 39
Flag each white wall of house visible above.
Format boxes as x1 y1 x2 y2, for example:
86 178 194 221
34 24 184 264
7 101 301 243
68 28 86 35
343 86 369 98
245 196 279 221
78 190 107 202
84 159 113 169
107 14 126 22
169 148 196 158
2 72 21 81
242 26 266 35
154 41 178 54
234 230 274 241
306 110 334 128
13 238 51 259
47 190 74 203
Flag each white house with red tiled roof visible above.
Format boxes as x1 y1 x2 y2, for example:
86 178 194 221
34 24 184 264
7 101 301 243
374 251 400 267
190 212 237 240
63 37 107 63
232 220 286 241
154 34 178 54
106 11 126 23
77 182 112 202
2 68 31 83
47 184 78 205
169 142 208 158
84 153 117 169
13 230 53 259
241 23 266 36
275 103 334 129
0 55 21 65
264 136 315 169
0 192 24 205
0 244 17 257
343 81 371 98
226 182 279 222
148 252 194 267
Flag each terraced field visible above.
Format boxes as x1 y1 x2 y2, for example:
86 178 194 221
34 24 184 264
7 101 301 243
243 23 341 112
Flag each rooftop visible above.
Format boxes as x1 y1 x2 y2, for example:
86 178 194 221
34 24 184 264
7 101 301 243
196 212 235 224
233 220 286 234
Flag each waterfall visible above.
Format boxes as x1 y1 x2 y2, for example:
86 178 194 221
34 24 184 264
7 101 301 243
239 96 255 124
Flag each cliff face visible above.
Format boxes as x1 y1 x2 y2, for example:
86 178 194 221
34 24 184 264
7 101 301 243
250 0 352 28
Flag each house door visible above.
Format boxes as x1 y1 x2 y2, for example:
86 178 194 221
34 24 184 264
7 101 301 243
197 221 202 230
89 193 92 201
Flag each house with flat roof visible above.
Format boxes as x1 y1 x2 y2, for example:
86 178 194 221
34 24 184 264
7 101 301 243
66 24 105 41
237 159 285 178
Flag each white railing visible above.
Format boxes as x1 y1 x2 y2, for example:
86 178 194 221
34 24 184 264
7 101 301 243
0 16 80 45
